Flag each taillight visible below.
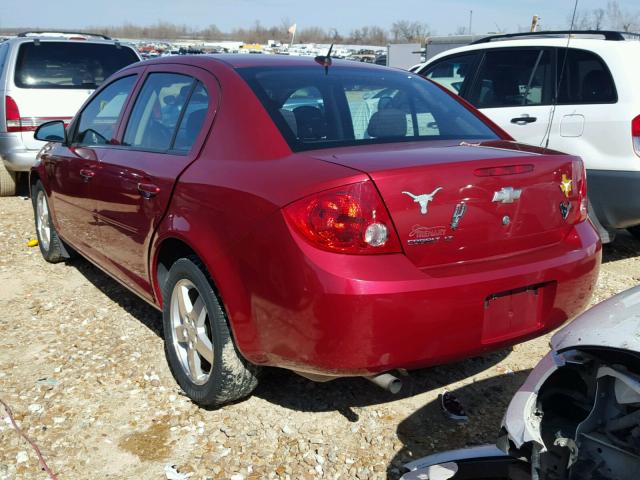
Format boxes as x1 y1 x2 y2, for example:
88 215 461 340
5 96 21 132
5 96 71 133
573 158 588 223
284 181 401 254
632 115 640 156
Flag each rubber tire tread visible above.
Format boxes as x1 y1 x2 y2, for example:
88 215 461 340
0 163 16 197
32 181 66 263
162 256 259 407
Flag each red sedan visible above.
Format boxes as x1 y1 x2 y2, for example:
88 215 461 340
30 55 601 406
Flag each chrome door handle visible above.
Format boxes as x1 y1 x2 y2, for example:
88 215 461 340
79 168 95 181
137 183 160 199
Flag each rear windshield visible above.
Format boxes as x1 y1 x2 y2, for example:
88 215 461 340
15 41 139 89
238 65 499 151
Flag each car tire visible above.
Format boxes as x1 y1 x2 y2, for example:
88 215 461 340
0 164 16 197
162 256 259 407
32 181 66 263
628 225 640 241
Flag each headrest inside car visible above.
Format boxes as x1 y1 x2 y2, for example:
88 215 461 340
367 109 407 138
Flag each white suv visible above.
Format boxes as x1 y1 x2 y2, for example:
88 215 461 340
0 32 140 195
415 30 640 242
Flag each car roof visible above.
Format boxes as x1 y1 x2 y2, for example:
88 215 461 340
125 53 392 72
3 35 131 47
424 36 640 66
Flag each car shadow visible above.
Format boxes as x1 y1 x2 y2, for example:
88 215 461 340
67 256 163 337
66 255 513 418
385 369 531 479
603 230 640 264
253 349 511 420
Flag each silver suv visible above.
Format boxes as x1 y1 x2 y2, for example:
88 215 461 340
0 31 140 195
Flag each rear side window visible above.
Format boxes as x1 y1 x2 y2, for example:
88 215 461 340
75 75 137 146
557 49 616 104
173 82 209 152
14 42 139 89
0 43 9 72
239 66 499 152
123 73 196 152
467 49 553 108
421 53 478 94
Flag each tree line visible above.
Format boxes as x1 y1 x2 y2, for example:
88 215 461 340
571 0 639 32
2 1 638 45
0 19 431 45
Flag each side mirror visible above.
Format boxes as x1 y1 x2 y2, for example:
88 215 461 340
35 120 66 143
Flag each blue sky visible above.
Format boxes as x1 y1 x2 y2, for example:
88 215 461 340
3 0 637 35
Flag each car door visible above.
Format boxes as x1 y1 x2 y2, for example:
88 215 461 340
549 48 621 169
464 48 555 147
42 73 140 258
90 65 217 300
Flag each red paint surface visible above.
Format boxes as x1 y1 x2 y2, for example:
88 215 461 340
34 55 601 376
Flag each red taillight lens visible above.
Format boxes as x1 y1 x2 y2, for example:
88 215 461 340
5 96 71 133
5 95 21 132
632 115 640 156
573 158 588 223
284 181 401 254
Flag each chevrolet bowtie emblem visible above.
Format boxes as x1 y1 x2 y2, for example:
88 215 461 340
492 187 522 204
560 174 572 198
402 187 443 215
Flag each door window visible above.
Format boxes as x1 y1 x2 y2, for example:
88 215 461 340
557 49 616 104
74 75 137 146
172 82 209 153
0 43 9 71
421 53 478 94
467 49 553 108
123 73 195 151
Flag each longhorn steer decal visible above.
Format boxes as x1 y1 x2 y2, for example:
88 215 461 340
402 187 443 215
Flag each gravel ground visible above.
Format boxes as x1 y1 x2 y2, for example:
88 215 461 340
1 195 639 480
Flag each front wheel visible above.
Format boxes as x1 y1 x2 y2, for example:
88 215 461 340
628 225 640 241
162 257 259 407
32 181 65 263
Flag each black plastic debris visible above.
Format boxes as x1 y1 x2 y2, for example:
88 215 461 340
439 390 469 423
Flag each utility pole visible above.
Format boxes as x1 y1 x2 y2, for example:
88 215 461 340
468 10 473 35
530 15 540 32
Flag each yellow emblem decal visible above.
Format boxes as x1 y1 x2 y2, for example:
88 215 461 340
560 174 572 198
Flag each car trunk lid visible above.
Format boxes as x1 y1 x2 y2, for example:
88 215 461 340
312 140 581 268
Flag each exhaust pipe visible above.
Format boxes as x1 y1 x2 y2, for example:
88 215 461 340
367 373 402 394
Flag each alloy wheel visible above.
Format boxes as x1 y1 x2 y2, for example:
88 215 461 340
169 279 214 385
36 190 51 252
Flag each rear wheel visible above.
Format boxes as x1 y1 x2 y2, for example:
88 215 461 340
162 257 259 407
32 181 66 263
0 164 16 197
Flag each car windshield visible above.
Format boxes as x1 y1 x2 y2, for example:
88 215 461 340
238 65 499 151
15 41 139 89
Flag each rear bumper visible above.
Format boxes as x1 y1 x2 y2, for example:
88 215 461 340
240 220 601 376
587 169 640 229
0 133 40 172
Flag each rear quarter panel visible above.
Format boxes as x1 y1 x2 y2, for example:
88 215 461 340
151 63 365 359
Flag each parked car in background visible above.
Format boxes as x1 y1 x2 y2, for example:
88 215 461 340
31 55 600 407
414 30 640 243
402 285 640 480
0 31 140 195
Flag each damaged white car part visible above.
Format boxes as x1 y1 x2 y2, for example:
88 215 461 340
403 286 640 480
